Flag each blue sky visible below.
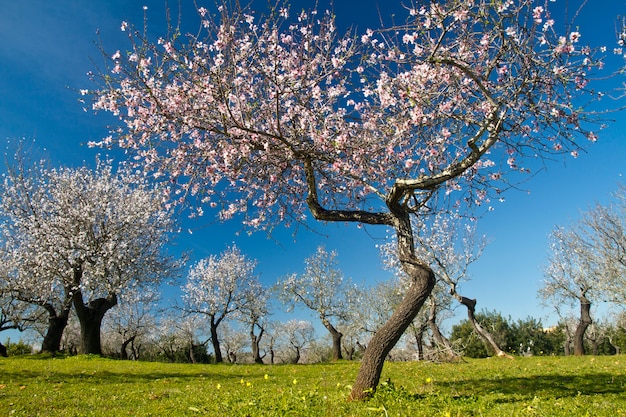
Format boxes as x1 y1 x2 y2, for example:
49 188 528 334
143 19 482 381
1 0 625 344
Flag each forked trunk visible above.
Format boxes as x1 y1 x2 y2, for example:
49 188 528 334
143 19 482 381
210 318 223 363
349 208 435 400
428 296 458 360
322 319 343 361
120 335 136 360
573 298 592 356
40 307 70 353
251 323 264 364
73 293 118 355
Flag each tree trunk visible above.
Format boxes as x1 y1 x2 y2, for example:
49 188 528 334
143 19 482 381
427 297 458 360
349 260 435 399
120 335 136 360
573 298 592 356
251 323 264 364
349 210 435 400
40 307 70 353
322 319 343 361
411 322 426 360
456 294 512 359
73 291 117 355
0 342 7 357
210 317 223 363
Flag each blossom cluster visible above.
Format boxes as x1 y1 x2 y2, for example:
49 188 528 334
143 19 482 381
90 0 608 228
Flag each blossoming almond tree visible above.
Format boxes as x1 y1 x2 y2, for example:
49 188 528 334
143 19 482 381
0 157 179 354
90 0 614 398
278 246 354 361
181 245 260 363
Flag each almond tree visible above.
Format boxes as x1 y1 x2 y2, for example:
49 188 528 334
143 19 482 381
90 0 616 398
0 157 178 354
181 245 260 363
237 279 269 364
278 246 353 361
102 287 160 359
540 225 599 355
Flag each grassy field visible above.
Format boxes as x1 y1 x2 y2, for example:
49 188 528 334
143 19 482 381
1 355 625 416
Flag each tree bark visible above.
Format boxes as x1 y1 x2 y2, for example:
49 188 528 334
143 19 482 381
121 335 136 360
458 295 513 359
73 291 118 355
427 297 458 360
573 298 592 356
40 301 71 354
251 323 264 364
41 314 69 353
322 319 343 361
209 317 223 363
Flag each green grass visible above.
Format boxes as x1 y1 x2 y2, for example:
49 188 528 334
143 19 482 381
1 355 625 416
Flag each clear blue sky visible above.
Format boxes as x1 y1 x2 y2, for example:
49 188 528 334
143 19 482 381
1 0 625 344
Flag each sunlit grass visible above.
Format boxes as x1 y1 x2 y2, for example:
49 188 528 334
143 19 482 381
1 355 625 416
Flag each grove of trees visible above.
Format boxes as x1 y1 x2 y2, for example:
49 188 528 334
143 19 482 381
0 0 625 403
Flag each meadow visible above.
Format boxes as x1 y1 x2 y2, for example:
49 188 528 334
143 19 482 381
1 355 625 416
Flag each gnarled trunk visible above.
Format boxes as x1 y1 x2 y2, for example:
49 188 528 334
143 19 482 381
250 323 264 364
348 208 435 400
121 335 136 360
573 298 592 356
322 319 343 361
427 296 458 360
40 300 71 354
209 316 223 363
41 314 69 353
73 292 117 355
458 295 512 359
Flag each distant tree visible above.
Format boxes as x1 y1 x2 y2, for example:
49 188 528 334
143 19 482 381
91 0 616 398
0 156 179 354
277 319 316 364
579 186 626 304
540 224 603 355
279 246 353 361
102 287 160 360
509 317 555 356
450 310 513 358
182 245 259 363
237 280 269 364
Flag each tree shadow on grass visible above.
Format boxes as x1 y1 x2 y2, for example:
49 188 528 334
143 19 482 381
437 372 624 400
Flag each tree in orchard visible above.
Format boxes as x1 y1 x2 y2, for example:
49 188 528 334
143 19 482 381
181 245 260 363
383 212 512 358
278 246 354 361
102 287 160 360
0 157 179 354
237 279 269 364
90 0 616 398
540 223 604 355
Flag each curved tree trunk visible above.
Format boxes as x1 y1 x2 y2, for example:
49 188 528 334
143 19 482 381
427 296 459 360
120 335 136 360
458 295 512 358
40 301 71 354
350 262 434 399
322 319 343 361
73 292 118 355
573 298 592 356
348 208 435 400
251 323 264 364
209 317 223 363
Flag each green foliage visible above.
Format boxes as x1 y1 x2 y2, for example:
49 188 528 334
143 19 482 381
451 311 571 357
0 355 625 416
4 339 33 356
450 309 514 357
